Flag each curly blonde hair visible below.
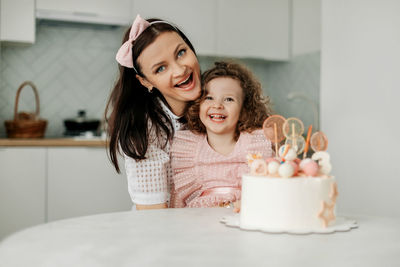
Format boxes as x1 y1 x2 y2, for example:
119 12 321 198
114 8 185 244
186 61 272 138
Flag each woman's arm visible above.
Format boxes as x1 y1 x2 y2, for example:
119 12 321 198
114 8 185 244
136 203 168 210
124 141 172 209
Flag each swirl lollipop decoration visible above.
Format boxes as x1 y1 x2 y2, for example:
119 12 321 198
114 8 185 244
285 135 305 155
263 115 286 158
282 117 305 155
310 131 331 175
310 131 328 152
251 114 333 179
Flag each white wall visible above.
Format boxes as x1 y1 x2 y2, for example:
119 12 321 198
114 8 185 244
321 0 400 217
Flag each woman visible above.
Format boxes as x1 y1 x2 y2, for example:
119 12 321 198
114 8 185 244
105 15 201 210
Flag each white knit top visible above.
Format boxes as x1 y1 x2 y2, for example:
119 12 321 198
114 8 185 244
123 100 183 205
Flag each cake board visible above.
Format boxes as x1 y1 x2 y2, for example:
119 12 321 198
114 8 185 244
220 214 358 235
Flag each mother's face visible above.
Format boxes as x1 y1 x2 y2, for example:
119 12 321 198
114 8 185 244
137 31 201 116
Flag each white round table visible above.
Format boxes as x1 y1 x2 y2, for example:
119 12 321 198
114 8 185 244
0 208 399 267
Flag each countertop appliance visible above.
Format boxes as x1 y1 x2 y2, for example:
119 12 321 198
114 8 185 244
63 110 101 137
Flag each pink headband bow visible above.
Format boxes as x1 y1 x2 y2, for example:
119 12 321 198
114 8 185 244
115 14 150 70
115 14 176 72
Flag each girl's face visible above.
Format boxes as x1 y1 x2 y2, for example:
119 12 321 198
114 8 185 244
199 77 244 138
136 31 201 116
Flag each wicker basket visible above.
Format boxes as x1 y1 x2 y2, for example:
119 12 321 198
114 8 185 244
4 81 48 138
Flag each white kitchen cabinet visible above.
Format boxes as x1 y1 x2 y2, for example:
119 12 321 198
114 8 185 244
132 0 217 56
0 0 35 44
132 0 290 60
47 147 131 221
216 0 290 60
0 148 46 240
36 0 132 26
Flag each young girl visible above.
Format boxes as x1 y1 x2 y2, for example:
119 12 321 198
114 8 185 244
105 15 201 210
170 61 274 208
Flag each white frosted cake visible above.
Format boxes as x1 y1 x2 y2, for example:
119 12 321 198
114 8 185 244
240 175 338 231
239 116 339 231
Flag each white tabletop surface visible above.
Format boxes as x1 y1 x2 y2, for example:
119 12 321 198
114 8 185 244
0 208 399 267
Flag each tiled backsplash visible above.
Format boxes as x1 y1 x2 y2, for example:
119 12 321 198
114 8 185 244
0 22 319 137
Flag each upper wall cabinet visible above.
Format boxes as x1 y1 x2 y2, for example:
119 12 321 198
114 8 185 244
132 0 290 61
132 0 218 56
36 0 132 26
217 0 290 60
0 0 35 44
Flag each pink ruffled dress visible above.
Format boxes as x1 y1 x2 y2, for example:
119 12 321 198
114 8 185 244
170 129 273 208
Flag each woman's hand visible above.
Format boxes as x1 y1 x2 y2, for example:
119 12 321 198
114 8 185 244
136 203 168 210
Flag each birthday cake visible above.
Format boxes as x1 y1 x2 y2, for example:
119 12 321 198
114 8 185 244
239 116 339 231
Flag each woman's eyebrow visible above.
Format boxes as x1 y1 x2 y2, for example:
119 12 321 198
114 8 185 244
151 61 165 71
174 42 185 54
150 42 186 70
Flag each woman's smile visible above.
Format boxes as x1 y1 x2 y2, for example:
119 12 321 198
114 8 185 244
174 73 194 90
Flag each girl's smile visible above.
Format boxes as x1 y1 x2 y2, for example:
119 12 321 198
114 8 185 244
208 113 227 122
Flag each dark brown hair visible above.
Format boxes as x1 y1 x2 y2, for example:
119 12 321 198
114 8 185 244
105 19 196 173
186 61 272 138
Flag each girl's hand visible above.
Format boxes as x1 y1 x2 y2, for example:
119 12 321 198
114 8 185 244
233 200 241 213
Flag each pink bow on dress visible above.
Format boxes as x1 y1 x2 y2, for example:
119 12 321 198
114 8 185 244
116 14 151 68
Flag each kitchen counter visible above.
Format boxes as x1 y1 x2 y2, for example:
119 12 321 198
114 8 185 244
0 138 107 147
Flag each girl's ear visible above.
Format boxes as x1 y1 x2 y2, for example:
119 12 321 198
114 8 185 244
136 75 153 91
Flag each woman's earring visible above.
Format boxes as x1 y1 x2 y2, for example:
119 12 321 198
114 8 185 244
148 87 153 93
